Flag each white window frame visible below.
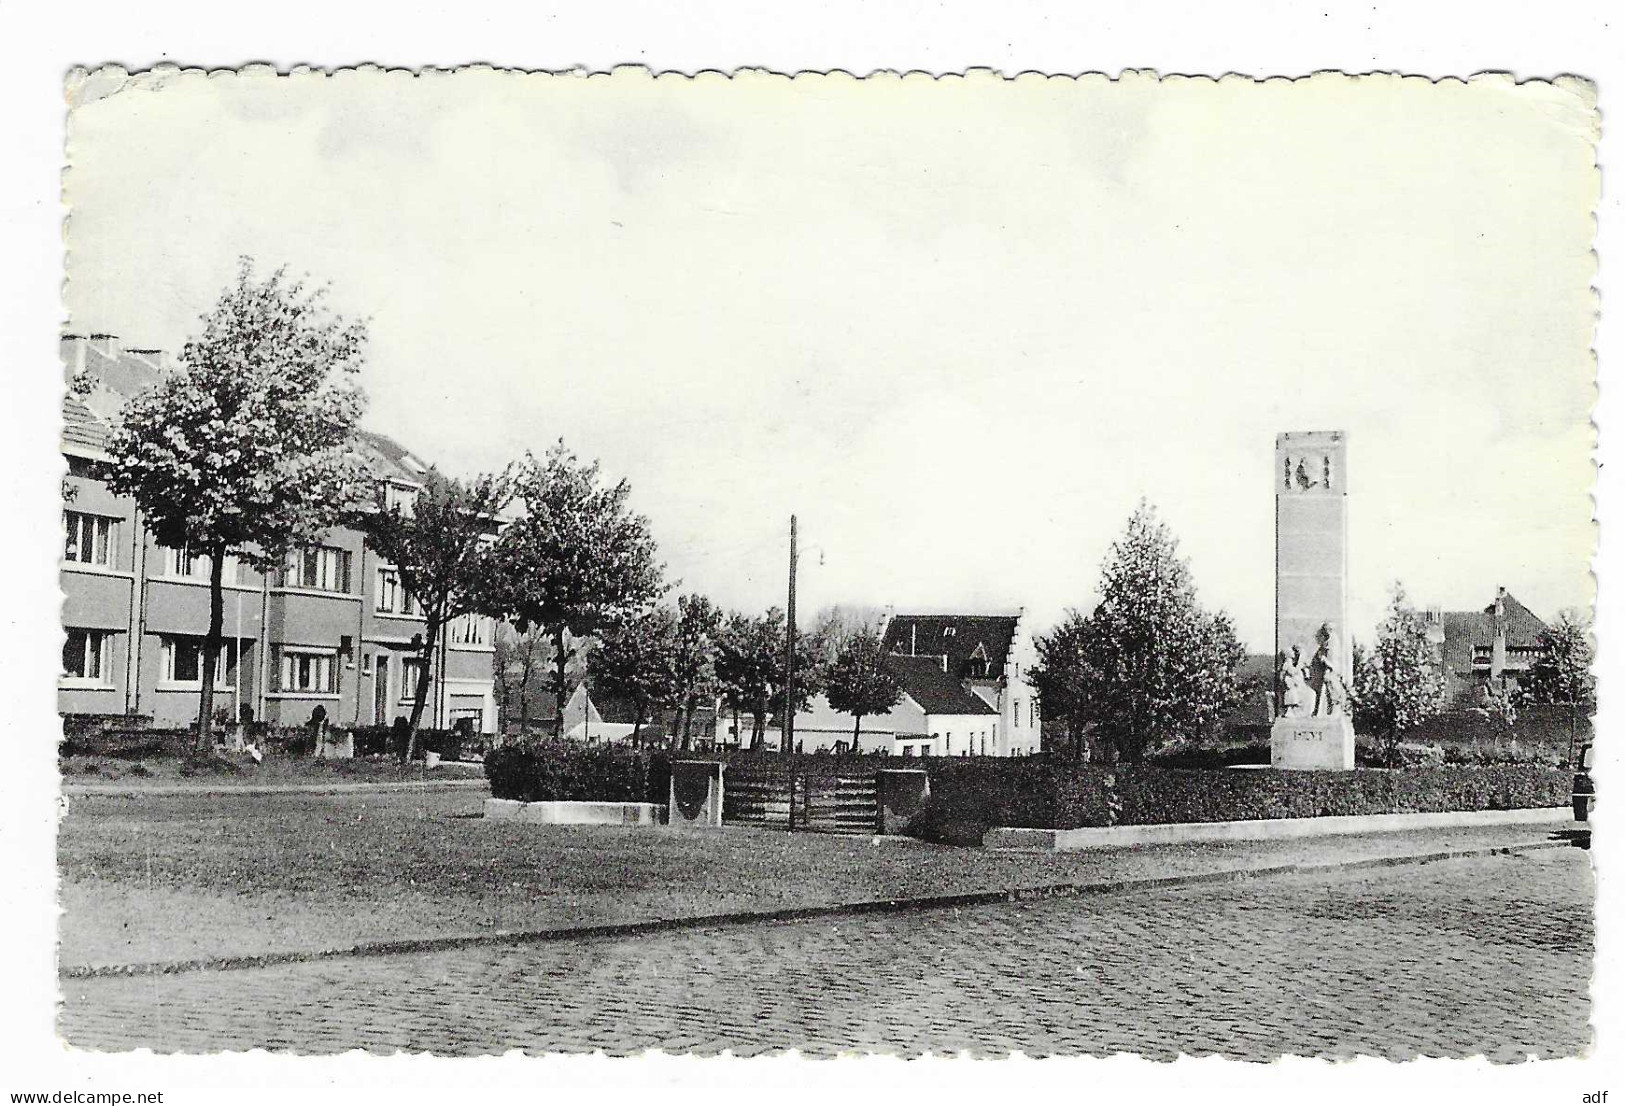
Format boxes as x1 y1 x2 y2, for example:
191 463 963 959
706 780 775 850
447 613 492 648
276 647 338 696
62 511 119 569
374 565 424 617
287 545 352 593
400 656 428 703
61 628 113 685
160 635 237 691
159 543 240 586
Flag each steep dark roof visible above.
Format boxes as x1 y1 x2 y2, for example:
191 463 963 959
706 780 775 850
883 614 1019 681
884 654 997 716
62 394 111 455
1440 592 1546 666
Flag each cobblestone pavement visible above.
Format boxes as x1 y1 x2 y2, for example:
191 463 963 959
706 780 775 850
60 847 1592 1059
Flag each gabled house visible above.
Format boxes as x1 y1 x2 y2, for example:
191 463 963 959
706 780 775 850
778 651 1000 756
1432 587 1549 707
881 611 1042 756
59 334 498 735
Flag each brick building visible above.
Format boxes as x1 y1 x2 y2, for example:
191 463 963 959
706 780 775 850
59 335 498 734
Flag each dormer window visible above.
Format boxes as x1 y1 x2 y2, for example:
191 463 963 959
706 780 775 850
943 627 955 638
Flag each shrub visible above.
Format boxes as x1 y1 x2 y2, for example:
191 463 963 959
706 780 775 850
905 762 1572 843
484 740 673 804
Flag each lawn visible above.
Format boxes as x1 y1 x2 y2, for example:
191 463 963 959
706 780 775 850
57 788 1570 970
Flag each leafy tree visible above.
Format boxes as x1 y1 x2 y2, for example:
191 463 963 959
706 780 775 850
104 260 368 750
824 629 903 752
492 441 665 737
1521 608 1597 713
355 468 514 759
1029 610 1095 760
591 607 681 745
672 594 722 750
1048 501 1243 764
715 608 825 749
493 623 553 734
1351 582 1448 766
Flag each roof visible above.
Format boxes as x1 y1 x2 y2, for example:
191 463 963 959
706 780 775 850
60 335 438 488
883 614 1019 681
1438 591 1548 685
884 653 997 716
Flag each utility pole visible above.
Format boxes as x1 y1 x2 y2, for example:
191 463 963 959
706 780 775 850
783 514 798 756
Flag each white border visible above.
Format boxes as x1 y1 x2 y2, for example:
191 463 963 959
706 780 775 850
1 1 1617 1102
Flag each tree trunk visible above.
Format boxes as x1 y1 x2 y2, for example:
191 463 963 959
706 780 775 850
553 626 568 740
851 712 863 754
680 697 694 751
195 544 227 754
631 703 645 748
518 660 530 733
404 615 440 762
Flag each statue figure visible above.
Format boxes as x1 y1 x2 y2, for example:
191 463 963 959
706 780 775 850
1307 624 1345 716
1278 646 1309 718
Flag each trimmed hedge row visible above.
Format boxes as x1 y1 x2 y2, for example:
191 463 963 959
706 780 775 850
906 761 1572 845
484 741 674 804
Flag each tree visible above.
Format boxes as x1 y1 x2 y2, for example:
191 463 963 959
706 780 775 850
104 259 368 751
1351 582 1448 766
591 607 681 745
714 608 825 749
1049 501 1244 764
671 594 722 750
492 441 665 736
1029 610 1095 760
1521 608 1596 712
824 630 903 752
355 468 514 759
493 622 552 734
806 604 889 670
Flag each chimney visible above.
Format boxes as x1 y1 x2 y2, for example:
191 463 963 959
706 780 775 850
1491 587 1508 677
59 334 87 379
910 624 916 656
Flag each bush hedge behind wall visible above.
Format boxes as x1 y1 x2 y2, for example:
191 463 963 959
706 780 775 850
906 761 1571 845
484 741 673 804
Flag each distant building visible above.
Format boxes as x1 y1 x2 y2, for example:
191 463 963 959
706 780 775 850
59 334 499 733
1431 587 1549 707
881 612 1042 756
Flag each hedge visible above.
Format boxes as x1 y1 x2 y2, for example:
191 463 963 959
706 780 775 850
484 741 673 804
906 761 1572 844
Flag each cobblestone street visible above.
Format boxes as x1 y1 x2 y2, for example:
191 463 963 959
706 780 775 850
60 846 1592 1060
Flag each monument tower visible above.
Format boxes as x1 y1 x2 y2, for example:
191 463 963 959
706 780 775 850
1271 430 1356 769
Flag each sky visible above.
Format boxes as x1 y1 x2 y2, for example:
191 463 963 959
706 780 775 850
62 67 1599 650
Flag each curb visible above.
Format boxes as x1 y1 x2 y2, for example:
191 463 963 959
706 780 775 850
60 836 1579 982
984 806 1574 851
63 778 489 798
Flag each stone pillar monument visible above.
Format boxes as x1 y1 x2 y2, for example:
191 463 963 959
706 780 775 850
1271 430 1356 770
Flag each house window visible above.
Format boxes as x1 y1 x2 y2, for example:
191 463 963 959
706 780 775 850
901 745 914 758
1030 701 1037 726
162 636 236 689
276 648 336 694
286 546 351 592
401 657 427 701
62 628 111 682
63 511 119 568
375 567 423 616
384 483 416 516
1013 700 1022 727
448 614 491 646
161 544 240 585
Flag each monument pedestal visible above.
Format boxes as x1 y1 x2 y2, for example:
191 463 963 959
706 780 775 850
1270 715 1355 770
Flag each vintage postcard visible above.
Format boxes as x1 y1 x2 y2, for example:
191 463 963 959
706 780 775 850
53 66 1597 1061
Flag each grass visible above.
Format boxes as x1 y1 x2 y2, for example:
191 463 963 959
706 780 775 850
60 752 484 786
56 788 1569 970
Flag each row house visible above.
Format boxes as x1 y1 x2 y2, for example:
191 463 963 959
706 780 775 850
58 335 498 734
880 611 1043 756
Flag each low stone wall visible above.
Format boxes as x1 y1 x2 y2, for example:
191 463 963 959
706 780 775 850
484 798 666 826
985 806 1573 851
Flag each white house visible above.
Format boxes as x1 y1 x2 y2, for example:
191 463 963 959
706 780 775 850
881 612 1042 756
